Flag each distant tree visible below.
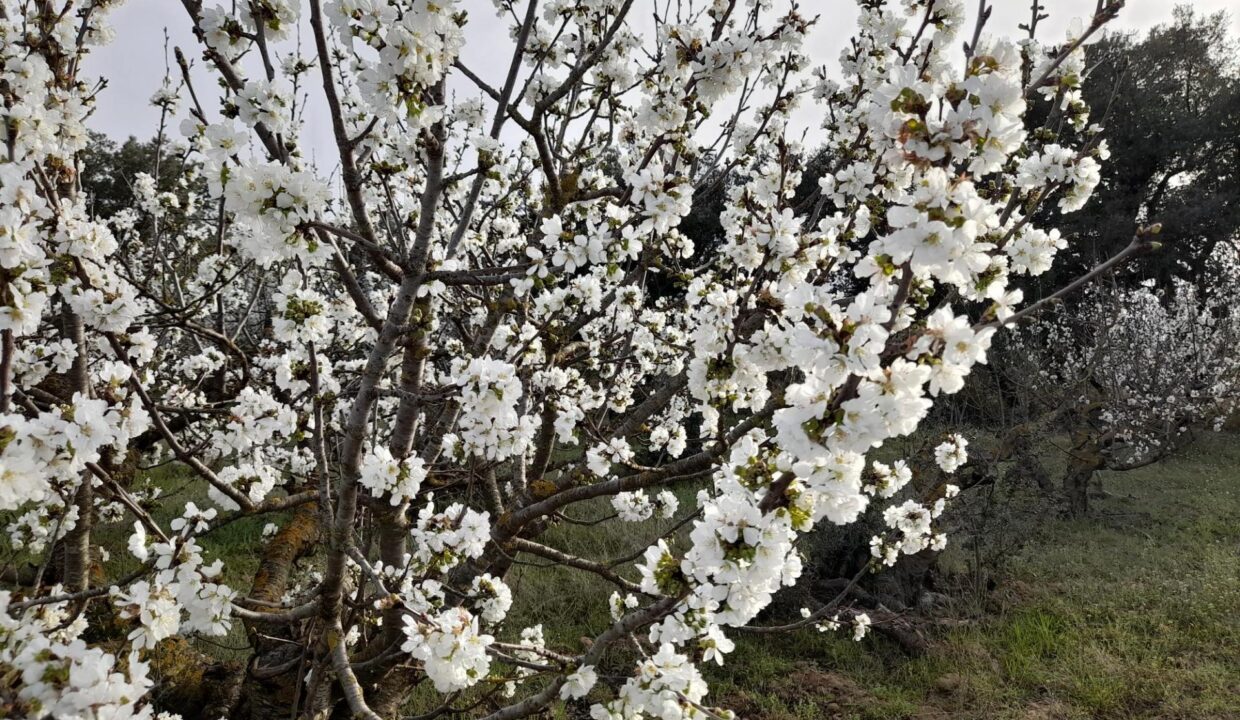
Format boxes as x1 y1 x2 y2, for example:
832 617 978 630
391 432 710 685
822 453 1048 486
1029 6 1240 294
79 132 194 218
1000 241 1240 516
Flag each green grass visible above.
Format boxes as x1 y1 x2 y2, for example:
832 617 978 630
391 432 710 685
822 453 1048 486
0 461 279 595
96 463 291 660
402 435 1240 718
502 490 696 653
9 431 1237 719
699 434 1240 719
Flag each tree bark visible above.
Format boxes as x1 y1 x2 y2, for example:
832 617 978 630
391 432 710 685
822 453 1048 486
1063 429 1104 518
61 306 92 593
235 502 321 720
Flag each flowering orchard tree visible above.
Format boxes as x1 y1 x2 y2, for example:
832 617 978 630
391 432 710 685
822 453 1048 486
0 0 1129 717
1005 242 1240 516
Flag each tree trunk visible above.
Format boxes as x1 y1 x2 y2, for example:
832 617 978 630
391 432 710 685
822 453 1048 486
1063 429 1104 518
233 502 321 720
61 306 92 592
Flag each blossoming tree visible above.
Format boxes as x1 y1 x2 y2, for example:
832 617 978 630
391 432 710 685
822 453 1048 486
1001 243 1240 516
0 0 1129 717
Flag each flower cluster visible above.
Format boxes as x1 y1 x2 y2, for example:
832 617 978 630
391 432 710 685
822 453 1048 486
0 592 158 720
115 507 236 648
591 644 709 720
359 446 428 504
223 164 331 265
444 357 535 461
402 607 493 693
326 0 464 126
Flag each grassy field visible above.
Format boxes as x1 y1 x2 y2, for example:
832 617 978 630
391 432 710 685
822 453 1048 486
701 435 1240 720
11 433 1236 719
147 434 1240 718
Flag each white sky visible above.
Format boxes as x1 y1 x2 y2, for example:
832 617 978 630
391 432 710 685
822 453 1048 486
85 0 1240 164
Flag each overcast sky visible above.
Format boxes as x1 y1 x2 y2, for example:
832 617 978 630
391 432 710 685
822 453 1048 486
86 0 1239 164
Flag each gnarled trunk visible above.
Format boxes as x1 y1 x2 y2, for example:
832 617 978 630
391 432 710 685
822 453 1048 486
233 502 321 720
1063 429 1104 518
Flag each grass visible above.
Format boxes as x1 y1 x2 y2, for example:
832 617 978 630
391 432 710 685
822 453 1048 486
698 433 1240 720
1 461 281 596
503 488 691 646
293 434 1240 718
9 432 1236 719
98 463 284 588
